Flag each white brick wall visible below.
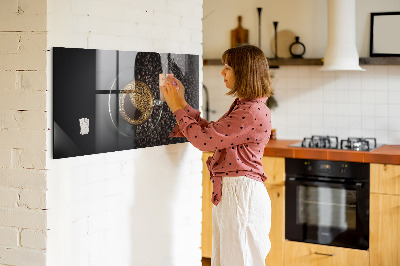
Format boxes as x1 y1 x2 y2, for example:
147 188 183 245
0 0 48 265
46 1 203 266
2 0 203 265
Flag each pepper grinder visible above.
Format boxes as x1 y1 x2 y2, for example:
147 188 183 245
273 21 279 58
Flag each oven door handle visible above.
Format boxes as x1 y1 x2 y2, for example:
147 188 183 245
286 177 364 189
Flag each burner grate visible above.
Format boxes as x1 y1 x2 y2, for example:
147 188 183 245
340 137 377 151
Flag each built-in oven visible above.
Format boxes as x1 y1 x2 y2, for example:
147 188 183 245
285 158 369 250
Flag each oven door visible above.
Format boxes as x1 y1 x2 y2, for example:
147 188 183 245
285 177 369 250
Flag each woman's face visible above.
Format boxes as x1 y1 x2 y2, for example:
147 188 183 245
220 64 235 89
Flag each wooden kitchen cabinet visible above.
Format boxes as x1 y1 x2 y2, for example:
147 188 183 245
201 154 286 265
262 156 285 266
370 163 400 195
284 241 369 266
370 163 400 266
202 152 213 258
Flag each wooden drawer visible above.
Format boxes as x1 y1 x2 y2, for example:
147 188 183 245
370 163 400 195
284 241 369 266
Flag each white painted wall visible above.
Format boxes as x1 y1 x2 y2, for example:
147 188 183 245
46 1 203 266
203 0 400 58
203 0 400 145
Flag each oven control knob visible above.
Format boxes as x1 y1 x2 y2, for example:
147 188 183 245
340 164 347 174
304 161 312 171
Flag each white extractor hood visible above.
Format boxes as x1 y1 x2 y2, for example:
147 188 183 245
320 0 365 71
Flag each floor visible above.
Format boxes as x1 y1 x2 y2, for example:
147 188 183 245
202 257 211 266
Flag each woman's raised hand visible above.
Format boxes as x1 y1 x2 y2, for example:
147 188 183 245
161 76 186 113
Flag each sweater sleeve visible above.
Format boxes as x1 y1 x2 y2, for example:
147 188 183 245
169 104 210 137
172 106 257 152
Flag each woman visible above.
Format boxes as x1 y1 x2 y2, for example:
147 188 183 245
161 44 273 266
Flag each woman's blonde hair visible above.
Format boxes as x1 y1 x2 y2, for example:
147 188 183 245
221 44 273 99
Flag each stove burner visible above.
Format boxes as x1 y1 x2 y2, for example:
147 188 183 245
301 135 339 149
340 137 377 151
294 136 379 151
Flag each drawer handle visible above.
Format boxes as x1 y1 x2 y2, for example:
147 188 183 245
314 252 335 257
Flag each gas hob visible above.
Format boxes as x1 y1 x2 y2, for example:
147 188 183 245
289 135 382 151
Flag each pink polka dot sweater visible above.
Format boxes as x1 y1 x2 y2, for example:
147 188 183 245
169 97 272 206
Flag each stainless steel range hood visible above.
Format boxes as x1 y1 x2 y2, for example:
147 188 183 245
320 0 365 71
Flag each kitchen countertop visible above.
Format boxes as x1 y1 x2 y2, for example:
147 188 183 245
263 139 400 165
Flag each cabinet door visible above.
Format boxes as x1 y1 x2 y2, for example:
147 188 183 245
202 152 213 258
284 241 369 266
264 184 284 266
370 193 400 266
261 156 285 185
370 163 400 195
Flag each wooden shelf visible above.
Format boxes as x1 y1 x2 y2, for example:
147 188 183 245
359 57 400 65
203 57 400 67
203 58 323 67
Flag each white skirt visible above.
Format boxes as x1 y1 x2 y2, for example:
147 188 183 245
212 176 271 266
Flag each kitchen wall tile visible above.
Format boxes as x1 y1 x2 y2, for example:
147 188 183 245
336 90 349 103
375 104 389 117
298 77 311 89
388 75 400 91
336 103 349 116
388 91 400 104
286 77 299 89
311 102 324 114
311 86 323 101
388 117 400 131
335 72 349 90
323 103 336 116
311 114 324 128
298 102 312 115
348 103 362 116
336 115 348 129
374 77 388 91
203 65 400 144
388 65 400 76
324 127 337 136
374 90 388 104
322 70 335 78
273 67 286 78
348 90 362 103
310 66 323 77
311 127 325 136
361 103 375 117
285 66 298 77
361 75 374 91
349 116 362 129
388 131 400 144
362 116 375 130
388 104 400 117
298 67 311 78
310 77 324 89
374 117 389 131
298 89 313 104
336 128 349 140
323 115 336 129
362 129 375 138
348 70 362 90
374 65 388 77
361 90 375 103
374 130 389 144
349 128 362 137
323 86 336 103
287 113 300 127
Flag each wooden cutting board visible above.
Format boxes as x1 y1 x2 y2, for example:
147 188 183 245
231 16 249 48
